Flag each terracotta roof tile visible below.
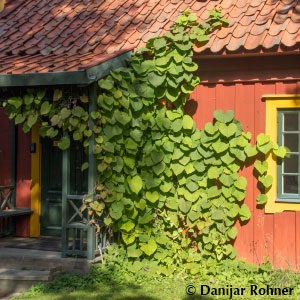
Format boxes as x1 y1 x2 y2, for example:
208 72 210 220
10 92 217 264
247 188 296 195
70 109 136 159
255 14 271 25
240 14 255 26
245 4 263 16
277 1 296 15
281 27 299 46
233 24 249 38
210 34 232 53
250 0 263 7
291 8 300 22
191 1 206 11
226 33 249 51
217 26 232 39
270 18 290 35
286 19 300 33
261 3 278 16
0 0 300 75
220 0 235 9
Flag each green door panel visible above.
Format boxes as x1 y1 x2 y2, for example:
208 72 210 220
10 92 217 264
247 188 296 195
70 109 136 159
41 138 87 236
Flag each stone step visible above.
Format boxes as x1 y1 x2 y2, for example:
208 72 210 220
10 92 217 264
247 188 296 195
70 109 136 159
0 268 51 294
0 248 91 274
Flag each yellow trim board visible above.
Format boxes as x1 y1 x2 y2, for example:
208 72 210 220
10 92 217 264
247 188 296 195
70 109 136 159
263 95 300 100
265 96 300 213
30 124 41 236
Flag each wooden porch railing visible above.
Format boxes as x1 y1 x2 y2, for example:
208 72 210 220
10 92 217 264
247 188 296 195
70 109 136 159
62 194 99 258
0 185 32 236
0 185 15 236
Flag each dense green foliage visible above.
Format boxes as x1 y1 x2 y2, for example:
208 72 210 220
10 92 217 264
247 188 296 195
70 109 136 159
17 245 300 300
1 9 288 275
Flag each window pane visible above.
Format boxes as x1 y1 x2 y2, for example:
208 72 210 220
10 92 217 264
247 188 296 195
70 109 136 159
284 133 298 152
283 155 299 173
283 175 298 194
284 113 298 131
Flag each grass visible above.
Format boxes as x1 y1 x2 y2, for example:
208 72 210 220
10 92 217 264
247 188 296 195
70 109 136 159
13 246 300 300
14 268 300 300
13 277 300 300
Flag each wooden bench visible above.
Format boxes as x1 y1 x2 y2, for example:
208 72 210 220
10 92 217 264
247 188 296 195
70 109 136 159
0 208 32 218
0 185 33 236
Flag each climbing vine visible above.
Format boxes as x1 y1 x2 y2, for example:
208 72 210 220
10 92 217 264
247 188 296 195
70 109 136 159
1 9 288 276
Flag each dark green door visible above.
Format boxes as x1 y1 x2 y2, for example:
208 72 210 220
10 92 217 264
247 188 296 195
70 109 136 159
41 139 88 236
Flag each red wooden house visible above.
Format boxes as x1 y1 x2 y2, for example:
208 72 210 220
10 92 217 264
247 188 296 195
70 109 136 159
0 0 300 269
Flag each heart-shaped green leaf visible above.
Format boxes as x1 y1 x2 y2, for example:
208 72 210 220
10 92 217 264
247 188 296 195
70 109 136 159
120 220 135 232
148 72 166 87
258 175 273 188
214 110 234 123
219 123 237 137
212 140 229 153
257 194 268 205
245 144 258 157
129 175 143 194
234 176 247 191
58 136 70 150
273 146 287 158
208 166 221 179
146 191 159 203
257 133 270 146
254 160 268 175
239 204 251 222
227 226 238 240
40 101 52 115
204 122 217 135
140 239 157 256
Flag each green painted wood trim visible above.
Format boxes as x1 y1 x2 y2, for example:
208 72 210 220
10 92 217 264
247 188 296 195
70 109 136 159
0 186 14 190
0 208 32 218
61 132 70 258
87 82 97 260
10 120 16 207
66 195 84 200
276 110 300 203
0 51 132 87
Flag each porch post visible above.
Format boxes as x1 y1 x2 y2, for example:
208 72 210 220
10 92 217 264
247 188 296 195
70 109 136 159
87 83 97 260
61 132 70 258
10 120 16 207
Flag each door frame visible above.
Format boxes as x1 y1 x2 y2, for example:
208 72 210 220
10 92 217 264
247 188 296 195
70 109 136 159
30 124 42 237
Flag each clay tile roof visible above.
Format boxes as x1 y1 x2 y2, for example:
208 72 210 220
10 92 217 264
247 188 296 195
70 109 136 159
0 0 300 75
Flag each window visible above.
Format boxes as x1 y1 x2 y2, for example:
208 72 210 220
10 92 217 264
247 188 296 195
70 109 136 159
264 95 300 213
277 110 300 202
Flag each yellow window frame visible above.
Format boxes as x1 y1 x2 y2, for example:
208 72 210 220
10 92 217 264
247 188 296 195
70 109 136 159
264 94 300 213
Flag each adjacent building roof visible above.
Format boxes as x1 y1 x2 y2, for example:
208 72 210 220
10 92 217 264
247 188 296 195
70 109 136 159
0 0 299 75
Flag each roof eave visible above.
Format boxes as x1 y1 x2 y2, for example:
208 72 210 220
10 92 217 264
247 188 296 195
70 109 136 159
0 50 132 87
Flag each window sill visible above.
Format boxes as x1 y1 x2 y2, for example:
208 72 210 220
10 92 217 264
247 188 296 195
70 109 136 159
275 197 300 204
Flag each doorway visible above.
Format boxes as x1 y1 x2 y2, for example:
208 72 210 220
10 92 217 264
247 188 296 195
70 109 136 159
40 138 88 236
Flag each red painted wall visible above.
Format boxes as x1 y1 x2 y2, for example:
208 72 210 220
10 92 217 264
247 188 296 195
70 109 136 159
0 108 11 186
189 54 300 270
0 108 31 237
15 125 31 237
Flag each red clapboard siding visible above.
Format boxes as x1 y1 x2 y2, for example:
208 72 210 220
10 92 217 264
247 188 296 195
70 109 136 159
189 84 216 128
190 78 300 270
0 109 11 186
254 82 274 266
234 83 255 263
0 111 31 237
15 126 31 237
296 212 300 268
